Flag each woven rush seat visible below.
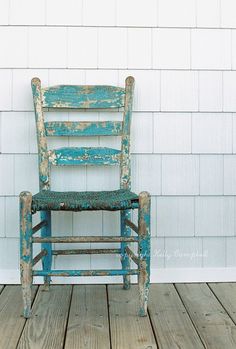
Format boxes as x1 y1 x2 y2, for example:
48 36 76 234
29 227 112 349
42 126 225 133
32 189 139 212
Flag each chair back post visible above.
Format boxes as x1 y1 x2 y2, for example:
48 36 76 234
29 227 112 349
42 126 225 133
31 77 50 191
120 76 135 190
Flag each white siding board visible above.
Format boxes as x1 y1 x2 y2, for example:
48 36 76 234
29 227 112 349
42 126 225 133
165 237 203 268
199 71 223 112
131 155 161 195
153 113 191 153
12 69 49 111
156 197 195 237
29 27 67 68
161 71 198 112
117 0 157 27
98 28 127 69
119 70 160 112
202 237 226 267
0 70 12 111
0 27 28 68
10 0 46 25
1 112 30 153
191 29 231 69
162 155 199 195
68 28 98 69
192 113 232 154
5 197 18 238
195 196 234 236
131 113 153 153
0 155 14 196
196 0 220 27
199 155 224 195
0 198 5 237
153 29 191 69
158 0 196 27
46 0 82 25
128 28 152 69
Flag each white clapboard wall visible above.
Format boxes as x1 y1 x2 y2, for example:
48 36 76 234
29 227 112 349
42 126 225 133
1 0 236 283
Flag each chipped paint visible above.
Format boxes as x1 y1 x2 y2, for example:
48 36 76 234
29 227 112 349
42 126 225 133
138 191 151 317
41 85 126 109
48 147 121 166
45 121 123 137
20 191 33 318
27 75 151 317
33 269 139 277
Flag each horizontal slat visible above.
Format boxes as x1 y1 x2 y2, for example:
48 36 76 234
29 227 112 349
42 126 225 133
45 121 123 137
33 269 139 277
32 220 47 234
33 236 139 243
48 147 121 166
52 248 121 255
125 219 139 234
42 85 125 109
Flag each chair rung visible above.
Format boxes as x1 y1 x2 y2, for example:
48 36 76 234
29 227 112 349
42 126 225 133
32 236 138 243
32 220 47 234
125 246 139 265
33 269 139 277
125 219 138 234
33 249 47 266
52 248 121 255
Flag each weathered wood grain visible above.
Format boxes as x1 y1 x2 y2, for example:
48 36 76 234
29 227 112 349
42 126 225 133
48 146 121 166
149 284 204 349
176 283 236 349
42 85 125 109
33 236 138 243
108 285 157 349
17 285 72 349
0 285 38 349
45 121 123 137
64 285 110 349
209 283 236 324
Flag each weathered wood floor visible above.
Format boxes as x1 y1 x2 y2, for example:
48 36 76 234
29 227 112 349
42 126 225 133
1 283 236 348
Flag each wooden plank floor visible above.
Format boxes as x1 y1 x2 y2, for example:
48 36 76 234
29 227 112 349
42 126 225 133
1 283 236 348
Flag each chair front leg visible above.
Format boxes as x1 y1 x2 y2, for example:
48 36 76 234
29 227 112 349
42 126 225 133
20 191 33 318
138 192 151 317
41 211 52 290
120 209 131 289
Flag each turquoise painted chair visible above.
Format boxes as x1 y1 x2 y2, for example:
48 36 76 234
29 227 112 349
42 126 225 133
19 76 151 318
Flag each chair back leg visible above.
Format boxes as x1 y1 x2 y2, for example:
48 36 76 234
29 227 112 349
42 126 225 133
20 191 33 318
120 210 131 289
41 211 52 289
138 192 151 317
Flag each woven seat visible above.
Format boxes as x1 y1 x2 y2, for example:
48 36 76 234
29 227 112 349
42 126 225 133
32 189 139 212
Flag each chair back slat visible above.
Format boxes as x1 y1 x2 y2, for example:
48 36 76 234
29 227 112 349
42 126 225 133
45 121 123 137
42 85 125 109
48 147 121 166
31 76 134 191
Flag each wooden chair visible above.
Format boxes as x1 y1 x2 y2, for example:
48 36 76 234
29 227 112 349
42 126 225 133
19 76 151 318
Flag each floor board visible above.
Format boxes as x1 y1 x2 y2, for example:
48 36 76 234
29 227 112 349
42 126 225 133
149 284 204 349
17 285 72 349
64 285 110 349
0 285 38 349
0 283 236 348
176 283 236 349
108 285 157 349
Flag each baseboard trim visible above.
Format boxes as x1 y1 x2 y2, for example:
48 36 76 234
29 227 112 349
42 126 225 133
1 268 236 284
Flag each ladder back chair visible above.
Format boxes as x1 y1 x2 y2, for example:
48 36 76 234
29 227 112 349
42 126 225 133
20 76 151 318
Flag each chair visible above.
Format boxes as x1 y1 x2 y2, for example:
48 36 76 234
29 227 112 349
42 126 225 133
19 76 151 318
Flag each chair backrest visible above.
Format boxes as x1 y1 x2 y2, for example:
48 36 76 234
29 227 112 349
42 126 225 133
31 76 135 192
